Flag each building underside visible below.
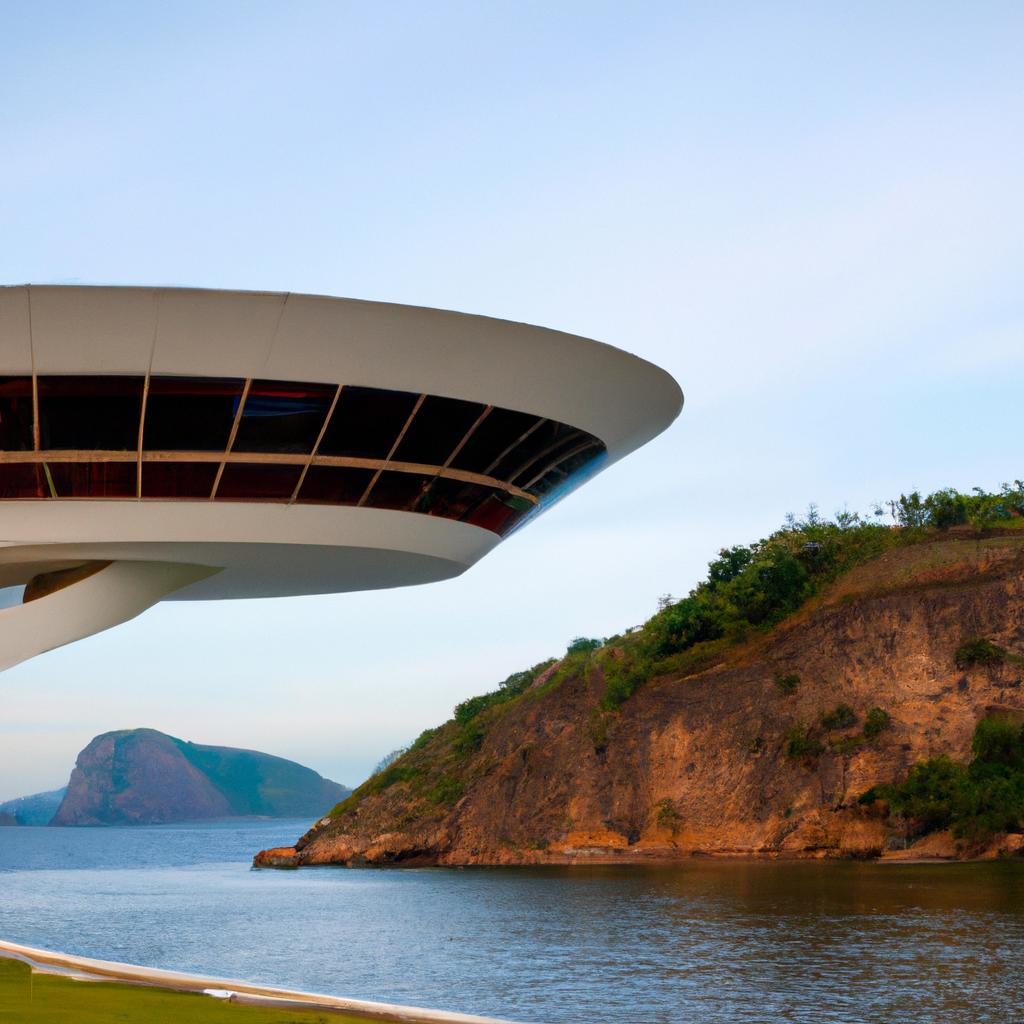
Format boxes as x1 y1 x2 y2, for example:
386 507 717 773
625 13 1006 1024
0 286 682 672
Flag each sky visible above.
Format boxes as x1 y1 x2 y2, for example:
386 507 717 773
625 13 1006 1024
1 1 1022 800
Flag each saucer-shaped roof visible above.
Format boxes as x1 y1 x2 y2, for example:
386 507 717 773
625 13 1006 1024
0 286 682 601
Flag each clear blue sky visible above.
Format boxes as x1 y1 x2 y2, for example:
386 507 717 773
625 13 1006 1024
2 2 1022 799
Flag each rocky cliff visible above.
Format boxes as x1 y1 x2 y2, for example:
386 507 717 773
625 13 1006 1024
256 530 1024 867
52 728 349 826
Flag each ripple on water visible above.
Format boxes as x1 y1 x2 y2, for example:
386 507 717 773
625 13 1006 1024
1 824 1024 1023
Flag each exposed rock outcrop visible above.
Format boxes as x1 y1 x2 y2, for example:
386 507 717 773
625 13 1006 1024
256 532 1024 867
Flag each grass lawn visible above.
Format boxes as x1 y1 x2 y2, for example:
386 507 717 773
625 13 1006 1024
0 956 383 1023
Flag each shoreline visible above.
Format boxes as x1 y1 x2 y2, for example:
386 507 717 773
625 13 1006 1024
0 939 519 1024
254 840 1024 869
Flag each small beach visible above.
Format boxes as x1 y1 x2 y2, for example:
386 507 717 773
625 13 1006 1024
0 941 512 1024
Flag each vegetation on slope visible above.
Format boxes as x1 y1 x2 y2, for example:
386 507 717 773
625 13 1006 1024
862 713 1024 845
172 737 349 817
323 481 1024 827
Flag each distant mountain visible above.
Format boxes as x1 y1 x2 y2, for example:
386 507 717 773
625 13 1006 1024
51 729 349 826
0 787 67 826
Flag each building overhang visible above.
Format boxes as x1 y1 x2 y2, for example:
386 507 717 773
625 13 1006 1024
0 285 682 670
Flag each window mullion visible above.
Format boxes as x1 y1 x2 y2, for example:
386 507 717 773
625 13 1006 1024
210 378 251 500
357 393 425 507
289 384 342 505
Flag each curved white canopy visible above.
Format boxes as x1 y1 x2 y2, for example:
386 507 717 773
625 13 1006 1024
0 286 682 460
0 286 682 669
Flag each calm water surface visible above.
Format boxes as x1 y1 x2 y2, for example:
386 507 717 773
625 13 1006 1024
1 821 1023 1023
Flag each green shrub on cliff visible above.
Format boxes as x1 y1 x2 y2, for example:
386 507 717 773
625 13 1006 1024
785 724 824 761
774 673 800 694
639 509 896 665
972 716 1024 768
653 798 682 832
829 707 891 753
863 707 891 739
452 720 485 756
373 747 408 773
642 481 1022 669
452 481 1023 731
881 481 1024 530
821 704 857 730
955 638 1008 669
429 774 466 805
327 760 422 818
443 480 1024 733
453 659 557 724
410 726 439 751
600 651 651 710
588 708 611 755
861 716 1024 842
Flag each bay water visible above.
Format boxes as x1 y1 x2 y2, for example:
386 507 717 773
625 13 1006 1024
1 821 1023 1023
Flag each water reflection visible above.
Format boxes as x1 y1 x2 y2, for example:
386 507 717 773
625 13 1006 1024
0 826 1022 1024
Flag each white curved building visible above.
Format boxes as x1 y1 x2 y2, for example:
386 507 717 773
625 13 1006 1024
0 286 682 671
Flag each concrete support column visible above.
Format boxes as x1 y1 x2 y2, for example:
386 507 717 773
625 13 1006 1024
0 561 219 672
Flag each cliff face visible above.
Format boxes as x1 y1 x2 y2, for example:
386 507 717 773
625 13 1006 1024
51 729 349 826
257 532 1024 867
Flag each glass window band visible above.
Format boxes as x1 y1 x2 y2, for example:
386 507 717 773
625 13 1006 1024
0 374 607 537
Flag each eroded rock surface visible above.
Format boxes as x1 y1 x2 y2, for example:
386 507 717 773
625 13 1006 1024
257 534 1024 867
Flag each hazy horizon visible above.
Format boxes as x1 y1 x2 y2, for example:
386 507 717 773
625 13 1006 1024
2 1 1023 800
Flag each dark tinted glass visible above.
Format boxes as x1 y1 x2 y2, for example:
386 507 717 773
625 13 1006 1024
463 492 529 536
0 378 35 451
517 433 600 489
507 427 590 487
232 380 335 454
38 376 144 450
487 420 571 482
317 386 420 460
448 407 539 475
215 463 303 500
141 461 219 498
144 377 243 452
527 443 605 498
299 466 375 505
0 463 46 498
392 395 485 467
47 461 136 498
365 470 433 511
418 477 493 521
0 372 607 531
